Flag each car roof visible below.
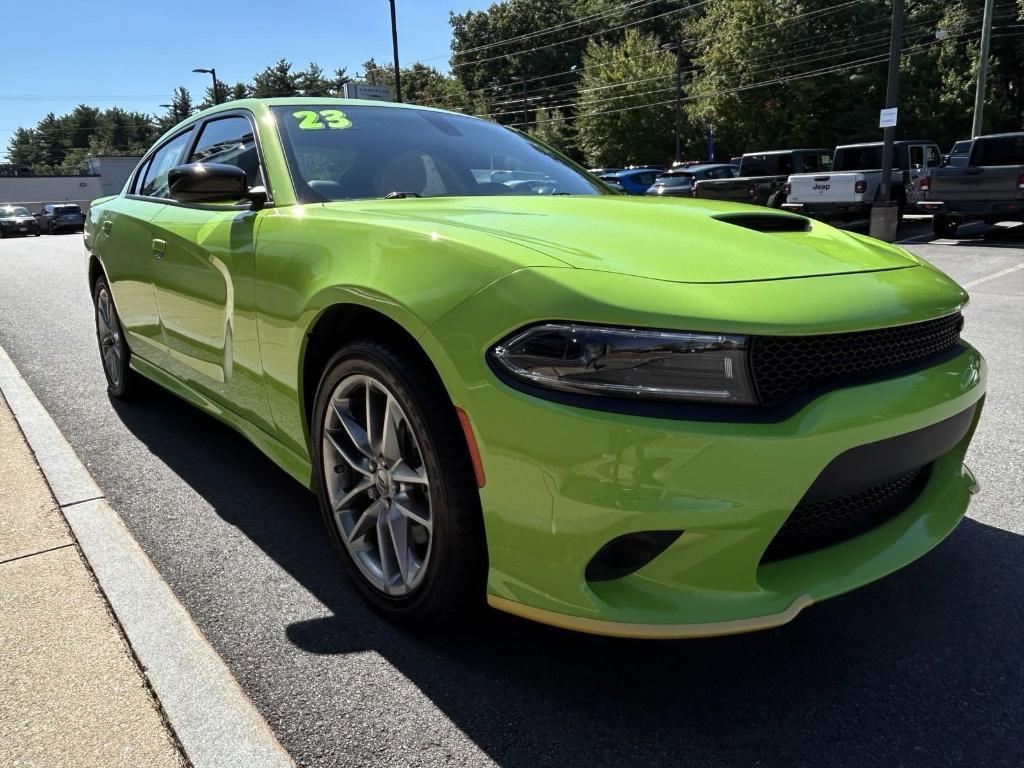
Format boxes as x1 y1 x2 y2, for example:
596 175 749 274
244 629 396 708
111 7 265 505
663 163 730 173
972 131 1024 139
742 148 831 156
836 140 938 149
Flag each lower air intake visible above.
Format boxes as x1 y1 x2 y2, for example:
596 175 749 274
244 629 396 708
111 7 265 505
761 465 931 563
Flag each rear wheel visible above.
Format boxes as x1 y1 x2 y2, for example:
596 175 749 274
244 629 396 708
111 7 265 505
933 214 959 238
311 340 486 625
93 277 134 398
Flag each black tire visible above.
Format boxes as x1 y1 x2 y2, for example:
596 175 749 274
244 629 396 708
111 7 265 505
933 214 959 238
766 191 785 209
92 277 134 398
311 339 486 626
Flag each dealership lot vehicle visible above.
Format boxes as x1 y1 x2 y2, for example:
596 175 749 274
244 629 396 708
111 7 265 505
597 167 660 194
918 132 1024 238
0 205 42 237
694 149 832 207
785 140 942 220
37 202 85 233
946 139 972 168
86 98 985 638
646 163 739 197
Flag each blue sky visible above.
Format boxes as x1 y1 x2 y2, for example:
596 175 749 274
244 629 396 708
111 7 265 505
0 0 492 149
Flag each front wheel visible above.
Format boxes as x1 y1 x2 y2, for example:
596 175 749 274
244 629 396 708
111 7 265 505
933 214 959 238
93 277 134 398
311 339 486 625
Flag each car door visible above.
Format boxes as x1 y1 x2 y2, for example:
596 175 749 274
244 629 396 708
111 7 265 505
94 127 196 365
148 112 275 431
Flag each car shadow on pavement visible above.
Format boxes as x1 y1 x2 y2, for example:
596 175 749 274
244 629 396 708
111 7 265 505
112 380 1024 768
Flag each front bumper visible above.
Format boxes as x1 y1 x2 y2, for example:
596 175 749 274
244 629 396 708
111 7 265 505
0 220 40 236
423 268 985 637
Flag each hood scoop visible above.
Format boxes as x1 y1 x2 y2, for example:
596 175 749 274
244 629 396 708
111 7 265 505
713 213 811 233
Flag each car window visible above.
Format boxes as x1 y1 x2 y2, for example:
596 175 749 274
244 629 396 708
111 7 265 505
189 115 264 190
971 135 1024 166
140 128 195 199
273 105 603 201
910 146 924 168
926 146 941 167
832 146 881 172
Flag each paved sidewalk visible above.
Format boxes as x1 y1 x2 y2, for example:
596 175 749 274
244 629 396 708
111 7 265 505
0 393 185 768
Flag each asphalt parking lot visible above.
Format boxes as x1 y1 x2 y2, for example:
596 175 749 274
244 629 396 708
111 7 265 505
0 221 1022 768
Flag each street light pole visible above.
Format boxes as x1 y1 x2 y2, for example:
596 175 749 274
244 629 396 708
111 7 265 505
192 68 220 104
971 0 996 137
388 0 402 103
661 40 687 165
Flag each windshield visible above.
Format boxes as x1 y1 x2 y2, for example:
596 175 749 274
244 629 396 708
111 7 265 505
0 206 31 218
55 205 81 215
832 146 882 172
273 105 604 202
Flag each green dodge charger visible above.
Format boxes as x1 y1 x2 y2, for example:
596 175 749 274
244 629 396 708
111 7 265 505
84 98 985 638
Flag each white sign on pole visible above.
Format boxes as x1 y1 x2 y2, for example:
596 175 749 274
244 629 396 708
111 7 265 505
342 82 394 102
879 107 899 128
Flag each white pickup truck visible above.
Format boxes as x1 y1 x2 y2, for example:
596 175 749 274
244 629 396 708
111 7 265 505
783 140 941 220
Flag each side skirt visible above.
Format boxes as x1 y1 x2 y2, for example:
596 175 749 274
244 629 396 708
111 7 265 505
129 355 313 489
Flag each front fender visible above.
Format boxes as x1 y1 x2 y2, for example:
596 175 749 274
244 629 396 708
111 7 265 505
253 204 562 459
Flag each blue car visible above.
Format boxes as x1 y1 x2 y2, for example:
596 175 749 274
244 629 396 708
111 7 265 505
598 168 661 195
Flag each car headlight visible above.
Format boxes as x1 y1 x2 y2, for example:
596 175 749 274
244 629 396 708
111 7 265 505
489 323 756 404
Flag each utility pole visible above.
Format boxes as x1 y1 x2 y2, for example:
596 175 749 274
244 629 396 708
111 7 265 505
971 0 995 137
870 0 904 241
388 0 402 102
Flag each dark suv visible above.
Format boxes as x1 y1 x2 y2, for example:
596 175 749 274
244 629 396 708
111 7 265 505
0 205 42 237
37 203 85 234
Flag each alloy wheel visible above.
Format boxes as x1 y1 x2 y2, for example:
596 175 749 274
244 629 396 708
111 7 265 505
321 373 433 596
95 286 122 387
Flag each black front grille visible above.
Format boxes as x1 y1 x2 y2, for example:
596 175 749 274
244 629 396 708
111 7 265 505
751 312 963 405
761 465 930 563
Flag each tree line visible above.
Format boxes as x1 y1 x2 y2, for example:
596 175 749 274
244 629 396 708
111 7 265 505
6 0 1023 174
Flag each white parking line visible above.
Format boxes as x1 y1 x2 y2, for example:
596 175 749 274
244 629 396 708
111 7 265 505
963 262 1024 289
0 343 295 768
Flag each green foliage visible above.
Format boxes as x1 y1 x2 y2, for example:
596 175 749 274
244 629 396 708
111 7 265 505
528 107 574 154
362 58 467 110
574 29 682 166
683 0 1024 154
5 107 162 174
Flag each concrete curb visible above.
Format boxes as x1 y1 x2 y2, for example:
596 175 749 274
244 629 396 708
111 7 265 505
0 344 294 768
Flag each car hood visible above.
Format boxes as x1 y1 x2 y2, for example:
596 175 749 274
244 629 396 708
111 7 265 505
322 195 918 284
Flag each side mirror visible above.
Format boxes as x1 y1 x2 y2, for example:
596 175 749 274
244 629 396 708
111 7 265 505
168 163 257 206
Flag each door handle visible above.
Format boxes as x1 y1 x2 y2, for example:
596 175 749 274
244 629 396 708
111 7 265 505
101 220 112 236
152 238 166 260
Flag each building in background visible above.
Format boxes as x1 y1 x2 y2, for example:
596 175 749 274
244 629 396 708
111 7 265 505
0 155 141 214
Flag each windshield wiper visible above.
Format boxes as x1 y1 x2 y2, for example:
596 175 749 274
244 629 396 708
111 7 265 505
383 191 423 199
